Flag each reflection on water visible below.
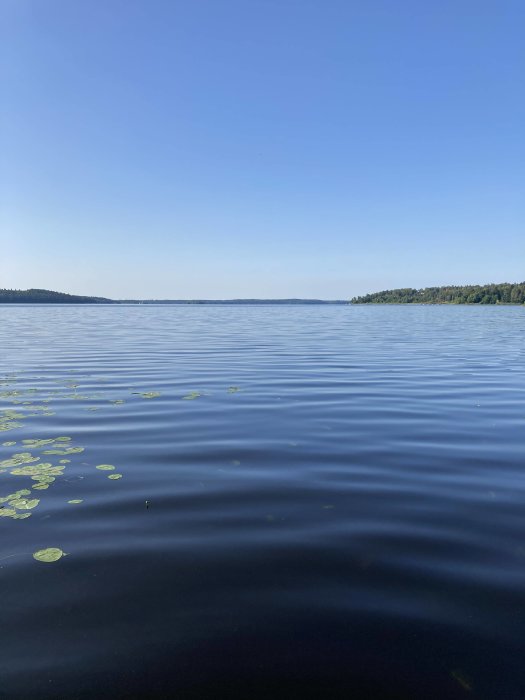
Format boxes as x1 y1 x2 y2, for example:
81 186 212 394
0 304 524 699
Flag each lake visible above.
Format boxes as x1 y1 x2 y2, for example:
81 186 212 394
1 304 524 699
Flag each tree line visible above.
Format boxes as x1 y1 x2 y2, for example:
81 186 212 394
0 288 112 303
351 282 525 305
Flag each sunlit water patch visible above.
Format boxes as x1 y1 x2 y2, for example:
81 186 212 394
0 304 524 699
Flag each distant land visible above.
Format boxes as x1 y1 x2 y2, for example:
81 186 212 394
2 284 525 305
0 289 345 305
0 288 112 304
351 282 525 305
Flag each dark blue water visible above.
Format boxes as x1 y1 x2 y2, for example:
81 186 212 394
1 305 524 699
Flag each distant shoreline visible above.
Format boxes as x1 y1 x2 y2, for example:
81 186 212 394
0 289 347 305
2 284 524 305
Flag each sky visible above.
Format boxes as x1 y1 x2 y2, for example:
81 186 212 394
1 0 524 299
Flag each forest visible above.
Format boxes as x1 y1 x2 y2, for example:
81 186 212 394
351 282 525 305
0 289 112 303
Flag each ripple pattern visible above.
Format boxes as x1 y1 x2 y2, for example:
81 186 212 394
0 304 524 699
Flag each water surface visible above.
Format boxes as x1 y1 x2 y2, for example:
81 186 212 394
1 305 524 699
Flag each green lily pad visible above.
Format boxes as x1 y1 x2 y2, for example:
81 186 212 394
8 498 39 510
68 499 83 504
22 439 55 447
2 441 16 447
42 446 83 455
108 473 122 480
33 547 66 563
0 489 31 503
0 422 23 432
182 391 201 400
96 464 115 471
0 508 17 517
1 452 40 468
140 392 161 399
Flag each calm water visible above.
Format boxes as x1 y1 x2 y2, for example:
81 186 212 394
1 305 524 699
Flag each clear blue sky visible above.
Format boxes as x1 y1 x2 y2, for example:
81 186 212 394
1 0 523 299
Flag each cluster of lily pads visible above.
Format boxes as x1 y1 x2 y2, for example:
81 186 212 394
0 436 86 519
1 372 243 561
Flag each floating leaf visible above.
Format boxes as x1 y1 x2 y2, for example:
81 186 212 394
2 441 16 447
140 392 161 399
11 463 61 477
182 391 201 400
1 452 40 468
96 464 115 471
8 498 39 510
108 473 122 480
68 499 83 504
0 508 17 517
42 446 83 455
227 386 240 393
0 422 23 432
0 489 32 503
33 547 65 563
22 439 55 447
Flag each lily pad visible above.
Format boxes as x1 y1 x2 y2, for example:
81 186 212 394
182 391 201 400
0 489 31 504
108 473 122 480
96 464 115 471
0 508 17 517
140 392 161 399
33 547 65 563
68 499 83 504
1 452 40 468
8 498 39 510
42 446 84 455
22 439 55 447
